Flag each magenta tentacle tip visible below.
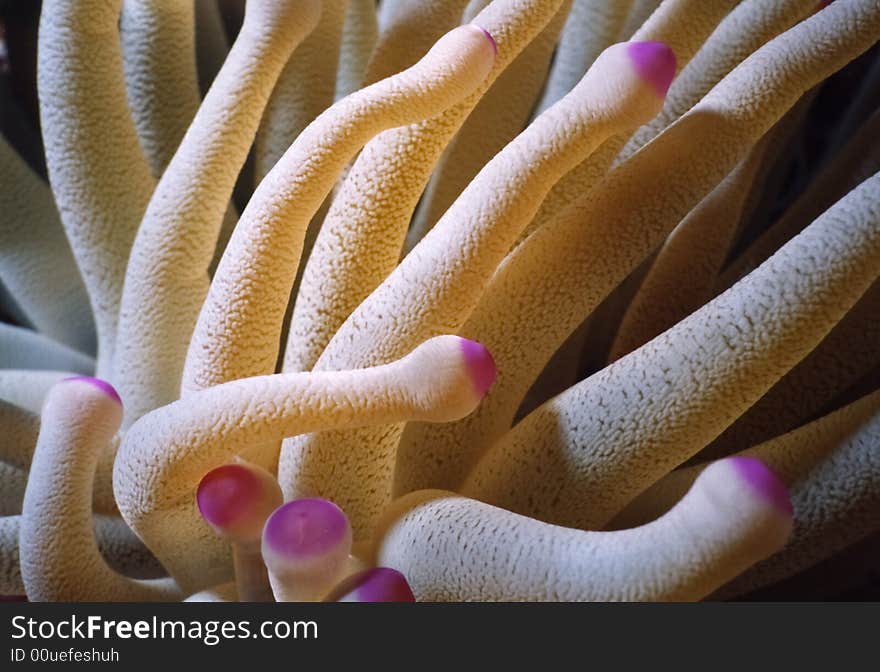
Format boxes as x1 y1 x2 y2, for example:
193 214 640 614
627 41 676 98
62 376 122 404
460 338 497 397
473 25 498 56
263 498 350 558
197 464 263 529
729 456 793 516
326 568 416 602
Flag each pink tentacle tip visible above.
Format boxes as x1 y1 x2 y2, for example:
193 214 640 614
729 456 793 516
197 464 262 529
263 498 350 558
460 338 497 397
473 25 497 56
627 41 676 98
62 376 122 405
326 568 416 602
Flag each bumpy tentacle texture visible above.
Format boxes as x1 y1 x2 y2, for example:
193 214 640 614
613 391 880 599
38 0 156 376
405 2 571 250
117 336 494 591
183 24 496 394
405 0 880 491
0 137 94 353
700 279 880 460
115 0 321 426
2 513 168 597
609 134 774 359
532 0 634 115
374 457 793 601
528 0 813 241
285 39 675 535
462 169 880 529
284 0 565 381
120 0 200 177
362 0 473 85
254 0 347 182
20 377 181 601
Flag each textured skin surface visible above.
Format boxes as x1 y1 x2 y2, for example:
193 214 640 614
0 513 167 596
284 38 671 533
701 279 880 459
462 170 880 529
0 137 94 353
616 0 815 166
412 0 880 491
0 323 94 374
610 137 773 360
120 0 200 177
115 0 321 427
184 24 496 395
118 337 491 590
533 0 634 116
283 0 565 392
386 42 673 496
613 390 880 599
255 0 347 182
20 378 181 601
335 0 378 100
405 2 571 251
528 0 808 242
363 0 472 85
38 0 156 376
521 0 741 253
374 458 792 601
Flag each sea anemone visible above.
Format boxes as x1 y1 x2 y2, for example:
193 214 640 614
1 0 878 601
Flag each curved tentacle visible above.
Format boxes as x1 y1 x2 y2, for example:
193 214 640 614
182 24 496 394
117 336 494 591
374 457 792 601
532 0 634 116
404 2 571 250
611 390 880 599
287 39 676 533
38 0 156 376
114 0 321 426
20 377 181 601
409 0 880 490
462 169 880 529
284 0 565 384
